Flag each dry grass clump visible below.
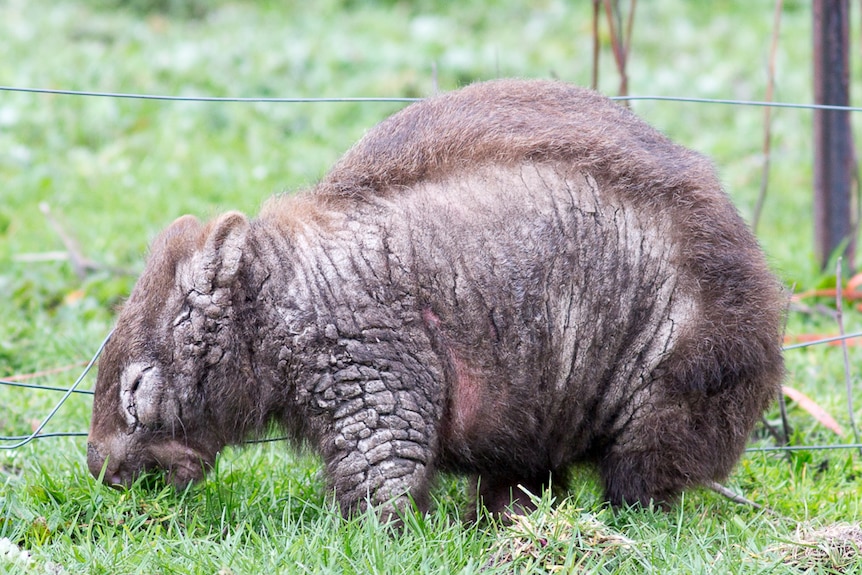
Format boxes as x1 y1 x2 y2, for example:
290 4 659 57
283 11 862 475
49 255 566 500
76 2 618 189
768 522 862 573
487 501 639 572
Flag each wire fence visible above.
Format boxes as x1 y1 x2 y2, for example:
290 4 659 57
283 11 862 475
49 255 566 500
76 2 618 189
4 330 862 452
1 84 862 459
8 84 862 111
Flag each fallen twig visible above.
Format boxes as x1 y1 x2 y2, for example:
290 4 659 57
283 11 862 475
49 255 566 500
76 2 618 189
39 202 97 280
707 481 764 510
707 481 791 523
37 202 135 278
1 362 88 382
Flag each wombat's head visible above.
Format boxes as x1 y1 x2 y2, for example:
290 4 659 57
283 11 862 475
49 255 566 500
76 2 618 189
87 212 250 489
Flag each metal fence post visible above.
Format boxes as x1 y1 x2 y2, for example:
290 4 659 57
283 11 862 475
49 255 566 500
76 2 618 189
813 0 855 270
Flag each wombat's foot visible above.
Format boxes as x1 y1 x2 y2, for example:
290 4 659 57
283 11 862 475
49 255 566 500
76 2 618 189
329 447 434 524
353 492 427 529
599 451 686 509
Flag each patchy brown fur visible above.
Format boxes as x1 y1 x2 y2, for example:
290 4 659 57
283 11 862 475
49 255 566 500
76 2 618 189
87 79 784 518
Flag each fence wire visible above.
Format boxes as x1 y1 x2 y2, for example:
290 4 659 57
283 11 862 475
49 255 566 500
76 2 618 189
2 330 862 451
0 331 110 449
6 84 862 112
0 85 420 103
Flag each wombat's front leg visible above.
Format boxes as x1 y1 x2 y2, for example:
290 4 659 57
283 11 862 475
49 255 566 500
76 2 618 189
319 368 439 521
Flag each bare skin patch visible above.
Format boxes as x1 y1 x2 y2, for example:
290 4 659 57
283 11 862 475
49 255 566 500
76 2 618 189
422 307 488 442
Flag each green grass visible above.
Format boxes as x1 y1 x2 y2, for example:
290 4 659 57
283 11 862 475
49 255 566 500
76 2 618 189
2 0 862 573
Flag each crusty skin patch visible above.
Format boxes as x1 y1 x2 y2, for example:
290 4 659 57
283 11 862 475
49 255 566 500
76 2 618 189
87 79 785 519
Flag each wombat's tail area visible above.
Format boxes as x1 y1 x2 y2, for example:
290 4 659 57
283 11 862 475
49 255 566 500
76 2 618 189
598 369 780 508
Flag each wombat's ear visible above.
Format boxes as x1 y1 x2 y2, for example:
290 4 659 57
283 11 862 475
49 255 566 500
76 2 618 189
150 215 203 265
139 216 203 297
198 211 250 290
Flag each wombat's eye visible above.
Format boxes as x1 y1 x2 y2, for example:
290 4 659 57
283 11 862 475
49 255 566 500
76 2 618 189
130 366 153 391
173 305 191 326
130 374 142 393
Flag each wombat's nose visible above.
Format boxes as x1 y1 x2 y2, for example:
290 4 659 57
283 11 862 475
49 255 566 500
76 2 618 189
87 441 123 486
87 442 106 479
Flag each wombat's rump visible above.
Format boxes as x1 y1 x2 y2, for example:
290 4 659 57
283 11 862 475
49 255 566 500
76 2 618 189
87 79 784 517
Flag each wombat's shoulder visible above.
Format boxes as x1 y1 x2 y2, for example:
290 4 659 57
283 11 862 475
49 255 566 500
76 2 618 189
314 79 713 200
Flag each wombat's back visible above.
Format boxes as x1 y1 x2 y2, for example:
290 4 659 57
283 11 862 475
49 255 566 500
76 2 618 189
316 79 712 205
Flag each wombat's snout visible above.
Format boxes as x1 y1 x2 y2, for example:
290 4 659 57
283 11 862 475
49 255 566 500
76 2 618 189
86 441 127 487
88 436 213 489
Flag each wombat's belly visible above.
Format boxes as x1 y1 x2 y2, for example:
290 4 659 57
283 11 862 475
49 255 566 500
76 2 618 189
381 163 696 474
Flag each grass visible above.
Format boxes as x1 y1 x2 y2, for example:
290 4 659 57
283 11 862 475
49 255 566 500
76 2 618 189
1 0 862 572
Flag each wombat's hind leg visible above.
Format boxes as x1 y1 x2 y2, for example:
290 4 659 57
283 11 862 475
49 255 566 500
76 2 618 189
599 451 683 509
598 394 752 508
599 423 719 509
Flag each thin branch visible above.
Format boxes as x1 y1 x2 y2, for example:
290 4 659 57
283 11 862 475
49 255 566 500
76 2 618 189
430 62 439 95
777 380 793 449
602 0 621 89
707 481 764 510
602 0 635 99
707 481 791 521
752 0 783 232
38 202 135 278
624 0 637 61
2 362 88 382
39 202 94 280
591 0 601 90
778 287 793 449
834 258 862 453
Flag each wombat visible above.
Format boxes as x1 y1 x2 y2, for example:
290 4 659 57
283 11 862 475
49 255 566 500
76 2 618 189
87 79 784 518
